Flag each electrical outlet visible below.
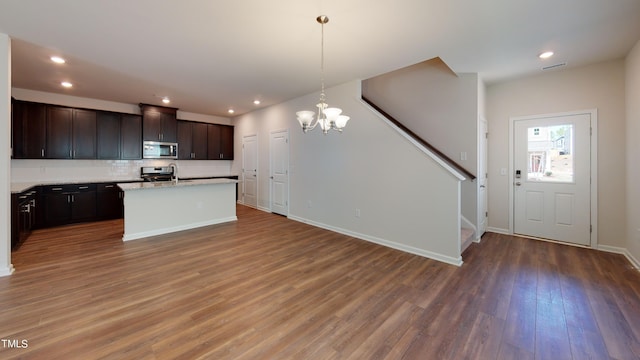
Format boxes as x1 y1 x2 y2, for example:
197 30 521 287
307 200 312 208
355 208 361 218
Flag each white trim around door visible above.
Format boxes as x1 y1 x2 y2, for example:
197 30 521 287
508 109 598 248
269 129 290 216
241 134 258 209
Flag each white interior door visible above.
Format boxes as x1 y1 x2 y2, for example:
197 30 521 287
478 118 488 237
242 135 258 208
513 113 592 246
270 130 289 216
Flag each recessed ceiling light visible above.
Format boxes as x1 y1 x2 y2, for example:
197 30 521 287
50 56 66 64
162 97 170 104
539 51 554 59
61 81 73 88
253 100 261 105
228 109 235 114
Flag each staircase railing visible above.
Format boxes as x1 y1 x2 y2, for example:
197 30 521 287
362 96 476 181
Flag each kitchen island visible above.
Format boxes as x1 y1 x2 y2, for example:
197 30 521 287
117 178 238 241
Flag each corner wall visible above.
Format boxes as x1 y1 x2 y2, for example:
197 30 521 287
231 80 464 265
360 58 480 232
487 59 626 249
0 34 13 276
626 40 640 265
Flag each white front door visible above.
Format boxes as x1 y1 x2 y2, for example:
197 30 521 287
270 130 289 216
513 112 593 246
242 135 258 208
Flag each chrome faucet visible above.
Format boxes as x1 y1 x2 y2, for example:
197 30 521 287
168 162 178 182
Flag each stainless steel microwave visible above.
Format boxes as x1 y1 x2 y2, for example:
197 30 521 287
143 141 178 159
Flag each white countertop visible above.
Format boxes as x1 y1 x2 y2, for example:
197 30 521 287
11 175 239 194
118 178 238 191
11 179 142 193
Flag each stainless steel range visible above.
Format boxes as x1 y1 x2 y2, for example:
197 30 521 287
140 166 175 182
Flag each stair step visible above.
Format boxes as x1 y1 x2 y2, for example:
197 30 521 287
461 228 474 244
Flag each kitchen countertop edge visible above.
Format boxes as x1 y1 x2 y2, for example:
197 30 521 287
11 175 239 194
118 178 239 191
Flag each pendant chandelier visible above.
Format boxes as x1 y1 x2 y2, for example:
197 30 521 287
296 15 350 134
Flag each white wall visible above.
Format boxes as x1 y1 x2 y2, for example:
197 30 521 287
10 89 234 183
232 80 464 265
626 40 640 264
1 34 13 276
487 59 626 249
360 58 479 232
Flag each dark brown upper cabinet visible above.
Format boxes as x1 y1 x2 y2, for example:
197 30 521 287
220 125 234 160
97 111 121 159
45 106 96 159
72 109 98 159
140 104 177 143
177 120 208 160
207 124 234 160
45 106 97 159
96 112 142 160
46 106 73 158
121 114 142 160
12 100 47 159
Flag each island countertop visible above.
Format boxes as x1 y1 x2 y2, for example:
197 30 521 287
118 178 238 191
118 178 238 241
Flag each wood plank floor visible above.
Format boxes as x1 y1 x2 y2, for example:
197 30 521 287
1 205 640 359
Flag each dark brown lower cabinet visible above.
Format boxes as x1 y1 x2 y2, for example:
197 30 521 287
10 189 37 249
97 183 123 220
44 184 97 227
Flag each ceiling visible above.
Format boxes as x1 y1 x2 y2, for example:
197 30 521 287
1 0 639 117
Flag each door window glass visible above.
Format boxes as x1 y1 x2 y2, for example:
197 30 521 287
527 124 573 182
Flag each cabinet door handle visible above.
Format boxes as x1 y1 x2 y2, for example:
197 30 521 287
52 187 63 191
41 149 45 157
78 186 89 190
105 185 114 188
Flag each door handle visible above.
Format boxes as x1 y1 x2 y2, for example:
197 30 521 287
480 185 485 188
270 176 274 179
515 182 521 186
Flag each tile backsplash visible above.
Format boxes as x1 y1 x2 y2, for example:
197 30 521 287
11 159 234 183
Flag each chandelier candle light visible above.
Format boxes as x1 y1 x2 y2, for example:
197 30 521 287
296 15 350 134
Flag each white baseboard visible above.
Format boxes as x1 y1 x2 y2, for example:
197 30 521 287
236 200 271 214
486 227 510 235
288 214 463 267
0 264 15 277
598 245 640 271
257 205 272 213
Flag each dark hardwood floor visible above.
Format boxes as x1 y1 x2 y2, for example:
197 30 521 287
1 205 639 359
